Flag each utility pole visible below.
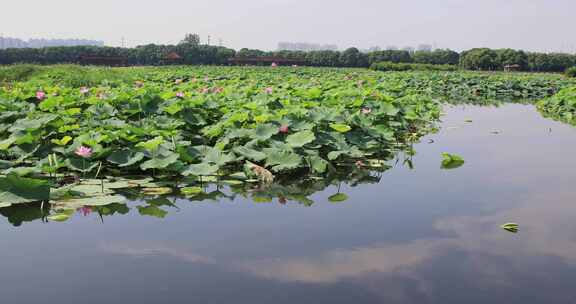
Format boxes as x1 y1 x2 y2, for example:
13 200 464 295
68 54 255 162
121 37 126 48
207 35 211 46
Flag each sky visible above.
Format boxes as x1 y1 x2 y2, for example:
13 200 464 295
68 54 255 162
1 0 575 52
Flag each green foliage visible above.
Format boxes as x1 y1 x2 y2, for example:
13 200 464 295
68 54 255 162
537 87 576 125
441 153 465 170
368 50 413 65
2 65 574 208
412 49 460 65
460 48 499 71
501 222 519 233
180 33 200 46
328 193 349 203
0 174 50 204
371 61 458 72
565 67 576 78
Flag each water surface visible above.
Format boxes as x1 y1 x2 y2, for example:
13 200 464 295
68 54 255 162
1 104 576 304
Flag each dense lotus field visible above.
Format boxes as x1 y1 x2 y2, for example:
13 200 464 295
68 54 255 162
537 86 576 125
0 65 574 217
0 66 442 211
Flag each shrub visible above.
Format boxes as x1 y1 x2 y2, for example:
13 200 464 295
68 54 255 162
565 67 576 78
0 64 45 82
370 61 458 72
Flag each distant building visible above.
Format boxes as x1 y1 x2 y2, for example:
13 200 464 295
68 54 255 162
417 44 433 52
402 46 415 54
228 56 306 66
504 64 521 72
365 46 382 52
277 42 338 51
0 37 104 49
162 52 183 65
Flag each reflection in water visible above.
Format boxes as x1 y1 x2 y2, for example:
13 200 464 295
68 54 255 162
239 190 576 283
95 187 576 303
0 155 401 226
100 241 215 264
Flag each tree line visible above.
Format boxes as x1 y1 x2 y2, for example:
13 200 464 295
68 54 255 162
0 43 574 72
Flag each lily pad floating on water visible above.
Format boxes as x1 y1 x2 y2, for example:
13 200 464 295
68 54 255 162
441 153 465 170
141 187 173 195
51 195 127 209
180 186 203 197
501 222 519 233
328 193 349 203
47 210 75 222
0 174 50 204
137 205 168 218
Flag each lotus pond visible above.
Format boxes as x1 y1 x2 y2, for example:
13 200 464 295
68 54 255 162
1 66 576 303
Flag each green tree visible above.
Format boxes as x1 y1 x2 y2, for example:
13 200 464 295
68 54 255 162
180 33 200 46
339 48 368 67
460 48 498 70
495 49 528 70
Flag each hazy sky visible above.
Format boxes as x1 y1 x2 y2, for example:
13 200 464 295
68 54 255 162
1 0 575 52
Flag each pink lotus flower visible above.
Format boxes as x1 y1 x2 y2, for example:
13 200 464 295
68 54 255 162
78 206 92 216
361 107 372 114
36 91 46 101
271 62 278 67
174 79 183 84
134 81 144 88
204 77 209 82
200 87 210 94
75 146 93 158
80 87 89 94
292 64 298 67
97 92 107 100
264 87 273 94
279 125 289 134
355 160 365 168
176 92 185 98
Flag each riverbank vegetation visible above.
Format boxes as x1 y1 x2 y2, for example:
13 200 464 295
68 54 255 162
0 65 575 217
1 43 575 72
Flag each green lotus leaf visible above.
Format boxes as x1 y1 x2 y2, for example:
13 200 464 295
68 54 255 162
0 174 50 204
308 156 328 174
107 149 145 167
66 158 99 173
233 146 267 162
286 130 315 148
329 123 352 133
136 136 165 152
253 123 279 141
204 149 235 166
51 136 73 146
441 153 465 170
265 151 302 172
328 193 349 203
52 195 126 209
182 163 220 176
137 205 168 218
140 151 179 170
